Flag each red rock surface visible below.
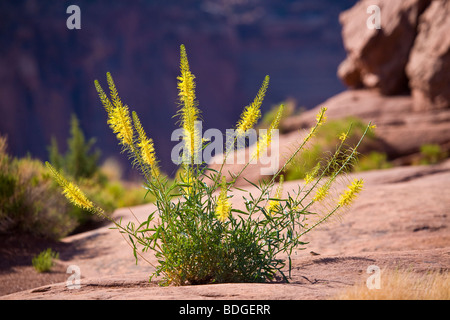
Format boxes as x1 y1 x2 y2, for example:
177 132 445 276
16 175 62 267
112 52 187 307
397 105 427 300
2 160 449 300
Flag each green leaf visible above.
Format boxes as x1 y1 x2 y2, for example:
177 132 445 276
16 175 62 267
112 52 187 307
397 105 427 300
230 209 249 215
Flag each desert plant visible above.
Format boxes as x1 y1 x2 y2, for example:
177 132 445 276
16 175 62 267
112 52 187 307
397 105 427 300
32 248 59 273
334 269 450 300
419 144 448 165
47 45 372 285
354 151 392 172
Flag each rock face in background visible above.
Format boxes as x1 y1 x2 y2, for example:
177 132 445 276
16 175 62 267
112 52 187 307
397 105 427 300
406 0 450 111
279 0 450 168
282 89 450 162
337 0 450 111
337 0 430 95
0 0 357 176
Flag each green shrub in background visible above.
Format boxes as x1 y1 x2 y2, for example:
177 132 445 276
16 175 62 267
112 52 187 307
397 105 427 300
32 248 59 273
0 120 153 240
47 45 372 285
48 113 100 180
419 144 448 165
0 136 77 239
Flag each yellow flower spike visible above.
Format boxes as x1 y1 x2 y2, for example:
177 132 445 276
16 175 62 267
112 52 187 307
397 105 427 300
313 182 331 202
339 132 348 142
178 45 196 108
106 72 123 110
303 107 327 142
215 176 231 222
107 103 134 148
95 73 134 150
253 104 284 160
177 45 200 163
94 80 113 114
338 178 364 207
267 175 284 215
46 162 94 211
304 163 321 185
236 75 269 136
315 107 327 126
96 73 134 148
133 111 159 176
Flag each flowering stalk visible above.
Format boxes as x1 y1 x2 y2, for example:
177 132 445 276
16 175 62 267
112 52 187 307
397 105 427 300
338 178 364 207
253 104 284 160
177 44 200 165
133 111 159 178
267 175 284 215
236 75 269 136
215 176 231 222
46 162 106 219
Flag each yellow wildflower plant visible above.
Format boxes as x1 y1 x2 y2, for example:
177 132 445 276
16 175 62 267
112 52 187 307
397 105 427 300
47 44 371 286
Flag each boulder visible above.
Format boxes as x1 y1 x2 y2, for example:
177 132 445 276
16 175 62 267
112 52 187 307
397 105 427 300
281 89 450 159
338 0 430 95
406 0 450 111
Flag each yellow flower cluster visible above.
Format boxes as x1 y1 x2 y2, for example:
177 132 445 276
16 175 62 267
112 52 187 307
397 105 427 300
304 163 321 185
95 73 134 148
177 44 200 162
46 162 94 211
339 132 348 142
215 176 231 222
338 178 364 207
267 175 284 215
316 107 327 126
313 182 331 202
133 112 159 176
253 104 284 160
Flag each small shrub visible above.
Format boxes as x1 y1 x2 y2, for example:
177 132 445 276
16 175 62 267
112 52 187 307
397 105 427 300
0 137 77 239
48 113 100 180
355 151 392 172
32 248 59 273
47 45 372 285
419 144 447 165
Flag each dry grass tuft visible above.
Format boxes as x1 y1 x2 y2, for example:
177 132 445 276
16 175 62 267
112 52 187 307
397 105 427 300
334 269 450 300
